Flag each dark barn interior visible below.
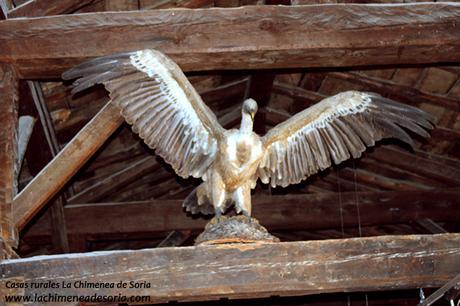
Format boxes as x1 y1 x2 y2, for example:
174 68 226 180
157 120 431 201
0 0 459 305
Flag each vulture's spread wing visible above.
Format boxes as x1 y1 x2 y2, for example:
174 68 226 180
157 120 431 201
63 49 224 179
259 91 434 188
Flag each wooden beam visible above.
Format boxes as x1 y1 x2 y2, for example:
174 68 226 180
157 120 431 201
17 81 54 176
156 230 192 248
104 0 139 11
67 156 160 204
418 274 460 306
1 3 460 78
0 63 19 256
7 0 95 18
27 81 71 253
25 190 460 237
15 116 35 182
328 72 460 112
13 102 125 231
246 73 276 134
1 234 459 303
416 218 448 234
370 146 460 186
0 0 7 19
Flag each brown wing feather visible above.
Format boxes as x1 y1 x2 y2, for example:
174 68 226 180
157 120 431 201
63 49 224 179
259 91 434 188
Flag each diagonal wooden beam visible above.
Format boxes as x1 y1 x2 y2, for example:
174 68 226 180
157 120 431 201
1 3 460 78
0 63 19 257
6 0 95 18
13 102 124 230
67 156 160 204
26 81 71 253
0 1 6 20
1 234 459 303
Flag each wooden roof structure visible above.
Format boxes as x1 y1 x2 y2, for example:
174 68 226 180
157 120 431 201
0 0 459 305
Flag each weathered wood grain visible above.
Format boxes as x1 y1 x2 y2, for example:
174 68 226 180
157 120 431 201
1 234 459 303
13 102 125 230
0 63 18 253
1 4 460 78
25 190 460 237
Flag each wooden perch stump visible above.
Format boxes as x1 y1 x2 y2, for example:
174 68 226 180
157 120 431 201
195 215 280 245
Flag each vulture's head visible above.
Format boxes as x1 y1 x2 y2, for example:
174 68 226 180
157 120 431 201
243 98 258 120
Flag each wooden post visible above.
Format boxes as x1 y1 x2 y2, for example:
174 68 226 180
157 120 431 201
0 63 19 258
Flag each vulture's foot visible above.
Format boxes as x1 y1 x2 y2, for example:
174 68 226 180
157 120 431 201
195 215 279 245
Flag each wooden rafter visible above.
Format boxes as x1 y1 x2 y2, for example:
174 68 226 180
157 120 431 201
2 234 459 303
0 3 460 78
13 102 124 230
25 190 460 237
67 156 160 204
0 63 18 258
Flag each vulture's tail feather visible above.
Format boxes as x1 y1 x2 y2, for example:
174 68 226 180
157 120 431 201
182 187 214 215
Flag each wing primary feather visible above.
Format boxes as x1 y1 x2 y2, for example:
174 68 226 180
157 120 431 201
372 95 435 120
72 70 125 94
342 115 376 146
374 110 432 138
62 54 132 80
374 117 414 147
66 60 131 81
